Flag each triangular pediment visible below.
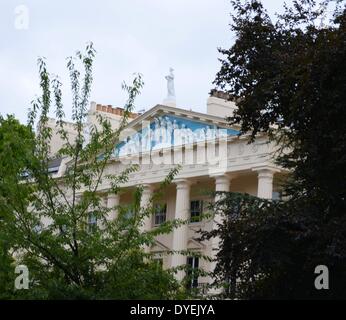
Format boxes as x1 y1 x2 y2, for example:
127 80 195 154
151 240 171 252
150 238 205 253
114 105 239 157
187 238 206 250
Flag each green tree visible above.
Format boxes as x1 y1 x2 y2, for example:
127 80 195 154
0 115 35 298
0 43 187 299
204 0 346 299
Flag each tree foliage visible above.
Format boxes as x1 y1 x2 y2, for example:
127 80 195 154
207 0 346 299
0 43 187 299
200 192 346 299
0 115 35 298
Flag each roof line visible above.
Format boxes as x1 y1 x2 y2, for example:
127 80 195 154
127 104 239 130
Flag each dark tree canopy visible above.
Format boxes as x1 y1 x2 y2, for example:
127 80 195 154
207 0 346 299
215 0 346 204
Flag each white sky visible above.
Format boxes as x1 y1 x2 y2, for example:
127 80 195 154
0 0 289 123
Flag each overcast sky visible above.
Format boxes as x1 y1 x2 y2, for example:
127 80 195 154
0 0 288 123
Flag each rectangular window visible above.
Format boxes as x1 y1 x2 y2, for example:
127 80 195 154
272 191 281 201
125 207 134 220
190 200 203 223
187 256 199 289
88 212 97 233
154 204 167 226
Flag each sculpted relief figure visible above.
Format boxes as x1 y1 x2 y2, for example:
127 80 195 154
127 135 136 154
206 126 213 140
153 119 161 146
173 120 182 146
181 124 193 145
180 124 187 144
165 116 173 145
141 126 151 152
213 125 219 139
159 116 167 145
186 127 194 144
119 136 131 156
115 114 228 156
133 133 141 153
194 127 206 142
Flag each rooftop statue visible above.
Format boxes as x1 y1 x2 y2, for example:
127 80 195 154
163 68 176 106
165 68 175 97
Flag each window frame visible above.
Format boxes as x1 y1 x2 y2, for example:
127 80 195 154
87 212 98 233
153 203 167 226
186 256 199 289
190 200 204 223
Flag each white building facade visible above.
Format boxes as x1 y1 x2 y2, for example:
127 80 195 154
49 90 284 288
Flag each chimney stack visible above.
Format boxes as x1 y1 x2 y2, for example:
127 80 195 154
207 90 237 118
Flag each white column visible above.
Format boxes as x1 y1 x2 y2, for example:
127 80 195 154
214 174 230 199
140 184 154 233
171 179 191 281
256 169 275 199
107 194 120 221
210 175 230 274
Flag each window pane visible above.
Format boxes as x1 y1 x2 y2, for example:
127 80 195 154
190 200 203 222
186 256 199 289
272 191 281 201
125 208 134 220
88 213 97 232
154 204 167 225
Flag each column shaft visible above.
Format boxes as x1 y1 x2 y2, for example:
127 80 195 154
210 175 230 274
107 194 120 221
257 169 274 199
171 179 191 281
140 184 153 233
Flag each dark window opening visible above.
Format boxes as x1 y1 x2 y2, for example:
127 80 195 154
190 200 203 223
88 212 97 233
187 256 199 289
154 204 167 225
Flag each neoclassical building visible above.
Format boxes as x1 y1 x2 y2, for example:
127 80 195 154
48 84 284 289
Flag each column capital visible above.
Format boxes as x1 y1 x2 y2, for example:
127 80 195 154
107 193 120 200
212 174 230 183
210 173 236 184
252 165 280 176
139 183 154 194
174 178 192 189
213 174 232 194
253 166 279 199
